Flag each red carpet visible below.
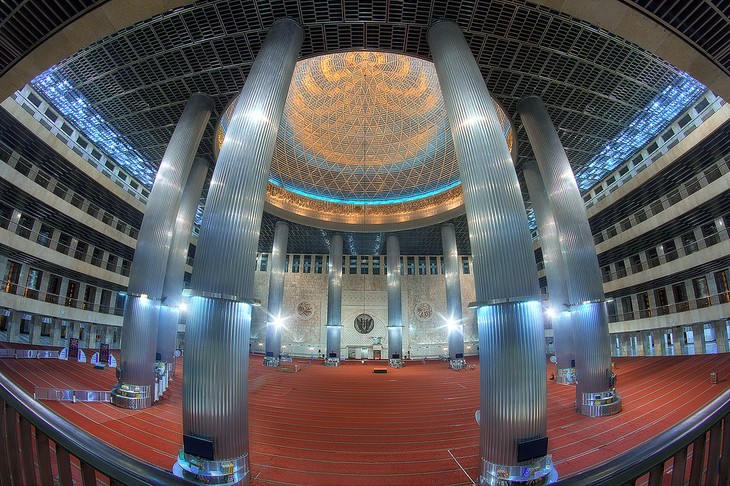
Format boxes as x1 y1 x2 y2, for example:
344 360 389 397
1 343 729 485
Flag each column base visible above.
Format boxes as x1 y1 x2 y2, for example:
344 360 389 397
555 367 576 385
449 358 466 370
174 451 249 485
479 455 558 485
263 356 279 367
578 390 622 416
110 383 152 409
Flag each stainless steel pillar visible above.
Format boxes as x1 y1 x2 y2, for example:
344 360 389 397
518 96 620 417
264 221 289 366
156 157 208 379
174 19 303 486
325 234 343 362
386 234 403 366
441 224 464 363
113 93 212 409
428 21 553 484
523 161 575 385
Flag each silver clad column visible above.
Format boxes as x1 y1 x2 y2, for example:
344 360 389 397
326 234 343 361
518 96 620 417
174 20 303 486
156 157 208 379
113 93 212 409
523 161 575 385
428 21 553 485
264 221 288 366
387 235 403 366
441 224 464 361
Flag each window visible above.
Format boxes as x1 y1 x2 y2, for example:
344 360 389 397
673 283 689 312
646 248 659 268
100 289 112 313
53 183 68 199
701 222 719 246
418 257 426 275
615 260 627 278
649 200 664 216
106 254 118 272
429 257 438 275
259 254 268 271
3 260 20 294
360 256 369 275
692 277 710 308
663 239 678 262
620 296 634 320
16 214 34 239
292 254 301 273
371 256 380 275
654 288 669 315
461 256 470 274
24 268 42 299
681 231 698 255
406 257 415 275
45 275 61 304
82 286 96 311
630 255 643 273
74 241 88 261
348 255 357 274
65 280 79 308
637 292 651 318
56 233 71 255
715 270 730 304
114 292 126 316
37 224 52 246
303 255 312 273
91 247 104 266
314 255 323 274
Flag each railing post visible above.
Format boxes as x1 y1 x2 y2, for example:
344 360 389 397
689 433 707 485
55 446 73 486
35 430 53 486
4 406 23 485
705 420 723 485
670 446 688 486
19 416 36 484
0 398 12 486
720 414 730 485
81 461 97 486
647 463 664 486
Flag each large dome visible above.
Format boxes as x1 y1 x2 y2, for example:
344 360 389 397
217 51 514 230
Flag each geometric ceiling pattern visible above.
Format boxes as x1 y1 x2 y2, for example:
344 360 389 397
1 0 722 252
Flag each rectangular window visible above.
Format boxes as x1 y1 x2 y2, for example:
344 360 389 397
82 286 96 311
646 248 659 268
284 254 289 272
620 296 634 320
349 255 357 275
24 268 42 299
37 224 52 247
673 283 689 312
615 260 627 278
259 254 268 272
461 256 470 274
406 256 415 275
692 277 710 308
654 288 669 315
429 256 438 275
637 292 651 318
45 275 61 304
701 222 719 246
663 239 678 262
715 270 730 304
360 256 369 275
649 200 664 216
114 292 126 316
100 289 112 313
56 233 71 255
314 255 323 274
371 256 380 275
303 255 312 273
418 256 426 275
74 241 88 261
681 231 698 255
91 247 104 266
16 215 33 239
292 254 301 273
630 254 643 273
65 280 79 308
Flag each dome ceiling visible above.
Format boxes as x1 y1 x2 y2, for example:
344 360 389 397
217 51 512 230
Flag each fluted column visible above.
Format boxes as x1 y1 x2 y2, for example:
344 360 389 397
428 21 552 484
386 234 403 362
518 95 620 417
441 224 464 360
156 157 208 378
114 93 213 409
326 234 343 359
174 19 303 486
264 221 289 365
523 161 575 385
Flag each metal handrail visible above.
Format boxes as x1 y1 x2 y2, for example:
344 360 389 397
555 386 730 485
0 371 195 485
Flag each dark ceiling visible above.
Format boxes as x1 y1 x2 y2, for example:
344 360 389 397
1 0 728 256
